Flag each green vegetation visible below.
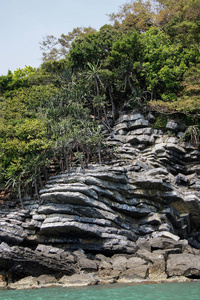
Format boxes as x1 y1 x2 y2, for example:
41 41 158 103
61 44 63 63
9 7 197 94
0 0 200 203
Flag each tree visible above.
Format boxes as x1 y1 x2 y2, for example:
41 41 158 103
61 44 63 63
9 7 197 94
109 0 155 32
0 71 13 97
139 27 189 101
155 0 200 46
0 117 52 206
108 0 200 47
107 30 143 105
40 27 96 62
68 25 118 70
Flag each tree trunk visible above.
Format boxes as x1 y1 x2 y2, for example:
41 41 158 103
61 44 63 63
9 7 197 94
38 173 43 189
44 166 48 182
109 87 116 121
128 75 136 98
63 145 67 171
18 182 24 209
34 178 40 204
98 144 102 165
103 105 111 132
80 156 85 174
86 145 90 166
66 149 70 173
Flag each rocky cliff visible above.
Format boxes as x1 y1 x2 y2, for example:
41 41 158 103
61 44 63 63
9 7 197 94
0 110 200 288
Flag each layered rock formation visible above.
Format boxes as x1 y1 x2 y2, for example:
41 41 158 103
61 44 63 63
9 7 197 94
0 110 200 288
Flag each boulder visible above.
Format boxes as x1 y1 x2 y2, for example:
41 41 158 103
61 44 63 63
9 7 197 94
150 237 187 251
0 244 77 277
59 273 98 287
166 120 179 132
98 269 121 279
126 257 147 269
148 256 167 281
167 254 200 277
8 276 39 290
79 258 98 272
152 231 180 241
138 251 167 280
112 256 128 271
118 257 148 282
37 274 58 286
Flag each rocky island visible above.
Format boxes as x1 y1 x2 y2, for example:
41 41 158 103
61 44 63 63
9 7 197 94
0 110 200 289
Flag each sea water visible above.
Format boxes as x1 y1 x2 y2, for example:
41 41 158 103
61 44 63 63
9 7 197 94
0 282 200 300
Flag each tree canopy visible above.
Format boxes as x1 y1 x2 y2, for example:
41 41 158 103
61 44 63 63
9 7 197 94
0 0 200 204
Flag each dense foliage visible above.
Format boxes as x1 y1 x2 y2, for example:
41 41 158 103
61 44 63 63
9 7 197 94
0 0 200 203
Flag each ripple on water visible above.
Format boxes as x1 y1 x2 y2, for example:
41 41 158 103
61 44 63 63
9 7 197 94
0 281 200 300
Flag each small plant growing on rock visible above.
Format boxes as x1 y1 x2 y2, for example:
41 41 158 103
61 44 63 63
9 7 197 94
183 125 200 148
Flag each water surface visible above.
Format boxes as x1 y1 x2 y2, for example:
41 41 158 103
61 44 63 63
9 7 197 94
0 282 200 300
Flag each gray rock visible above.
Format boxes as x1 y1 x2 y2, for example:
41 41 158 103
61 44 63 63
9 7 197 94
148 259 167 280
0 221 26 244
0 245 77 277
79 259 98 272
128 119 149 130
8 276 39 290
118 257 148 281
183 194 200 225
136 249 162 263
95 253 111 263
118 266 148 282
152 231 180 241
167 254 200 277
99 260 112 270
114 122 128 131
126 257 147 269
36 244 65 256
126 135 154 145
150 237 187 251
117 112 145 123
139 213 162 226
127 128 153 136
147 112 155 123
188 237 200 249
175 173 190 186
112 256 128 270
60 273 98 287
37 274 57 286
166 120 179 132
40 183 98 200
165 143 186 154
153 144 166 155
145 167 169 177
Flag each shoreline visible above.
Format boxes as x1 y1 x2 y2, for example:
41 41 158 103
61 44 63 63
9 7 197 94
1 235 200 291
1 274 200 291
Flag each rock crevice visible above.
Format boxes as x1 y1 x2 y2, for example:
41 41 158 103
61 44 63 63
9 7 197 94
0 110 200 287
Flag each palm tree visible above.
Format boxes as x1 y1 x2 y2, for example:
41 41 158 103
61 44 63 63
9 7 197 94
84 62 105 119
84 62 112 131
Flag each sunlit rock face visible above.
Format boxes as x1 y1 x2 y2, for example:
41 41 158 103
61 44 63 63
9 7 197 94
0 110 200 281
30 111 199 253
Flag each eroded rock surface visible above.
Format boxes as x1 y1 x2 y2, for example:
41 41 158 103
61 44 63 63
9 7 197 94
0 110 200 287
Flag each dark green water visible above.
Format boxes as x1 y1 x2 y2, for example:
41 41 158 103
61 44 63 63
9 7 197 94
0 282 200 300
